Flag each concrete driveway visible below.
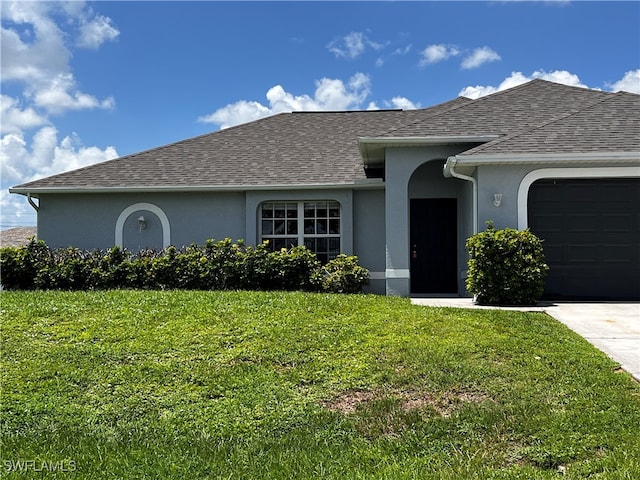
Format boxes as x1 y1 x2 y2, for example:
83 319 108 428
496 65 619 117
411 298 640 381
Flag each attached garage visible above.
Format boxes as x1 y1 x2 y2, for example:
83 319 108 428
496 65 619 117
528 178 640 300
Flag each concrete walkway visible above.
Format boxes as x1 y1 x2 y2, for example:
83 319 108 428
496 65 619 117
411 297 640 382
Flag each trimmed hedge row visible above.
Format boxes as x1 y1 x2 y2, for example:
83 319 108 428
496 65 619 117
0 238 369 294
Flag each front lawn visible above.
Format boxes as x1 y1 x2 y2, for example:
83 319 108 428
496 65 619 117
1 291 639 479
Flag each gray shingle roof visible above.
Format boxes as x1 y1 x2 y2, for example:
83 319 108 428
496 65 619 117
458 91 640 156
12 98 468 191
11 79 639 192
380 79 614 138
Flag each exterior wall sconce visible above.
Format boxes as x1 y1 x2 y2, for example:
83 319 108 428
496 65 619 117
138 215 146 230
493 193 502 207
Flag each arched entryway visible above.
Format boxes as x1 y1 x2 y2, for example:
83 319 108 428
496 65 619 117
408 160 468 295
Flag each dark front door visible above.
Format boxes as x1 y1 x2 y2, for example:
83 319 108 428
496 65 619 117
410 198 458 294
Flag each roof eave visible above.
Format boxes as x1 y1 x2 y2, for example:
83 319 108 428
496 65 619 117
9 179 385 197
450 151 640 167
358 135 501 166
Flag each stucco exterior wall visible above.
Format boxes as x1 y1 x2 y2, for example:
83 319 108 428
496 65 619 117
384 144 478 296
37 192 246 250
476 164 528 230
353 188 386 294
474 163 640 232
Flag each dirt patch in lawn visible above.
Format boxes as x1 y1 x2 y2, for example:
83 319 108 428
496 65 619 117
322 388 494 417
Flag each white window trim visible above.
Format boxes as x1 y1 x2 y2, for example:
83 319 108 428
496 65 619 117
259 200 342 257
517 167 640 230
115 202 171 248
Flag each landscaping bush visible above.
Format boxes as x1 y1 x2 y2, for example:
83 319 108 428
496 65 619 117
0 239 52 290
0 239 369 294
466 222 549 306
312 254 370 293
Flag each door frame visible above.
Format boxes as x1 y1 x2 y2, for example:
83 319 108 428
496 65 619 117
409 198 458 295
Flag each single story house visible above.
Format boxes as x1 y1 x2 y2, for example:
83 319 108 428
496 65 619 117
10 79 640 299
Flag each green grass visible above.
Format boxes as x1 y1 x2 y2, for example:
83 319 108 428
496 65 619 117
1 290 639 479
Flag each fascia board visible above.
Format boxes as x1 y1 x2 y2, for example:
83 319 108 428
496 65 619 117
452 151 640 166
358 135 500 166
9 179 385 196
358 135 501 146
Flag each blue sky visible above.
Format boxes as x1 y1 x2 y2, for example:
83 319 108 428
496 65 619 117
2 1 639 228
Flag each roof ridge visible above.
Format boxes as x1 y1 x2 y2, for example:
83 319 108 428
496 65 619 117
379 97 473 136
292 109 403 114
376 79 600 137
463 90 624 156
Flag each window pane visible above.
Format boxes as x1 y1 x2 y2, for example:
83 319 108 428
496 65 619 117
304 238 315 250
316 219 327 234
274 220 285 235
329 237 340 253
329 204 340 217
287 207 297 218
274 204 286 218
317 238 327 252
329 219 340 234
272 237 297 250
304 219 315 234
317 206 328 218
262 204 273 218
262 220 273 235
287 220 298 235
304 204 315 218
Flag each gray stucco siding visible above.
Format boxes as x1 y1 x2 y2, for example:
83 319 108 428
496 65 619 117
161 191 246 247
37 194 118 249
36 192 246 250
353 188 386 294
384 144 478 296
474 162 640 232
476 164 526 231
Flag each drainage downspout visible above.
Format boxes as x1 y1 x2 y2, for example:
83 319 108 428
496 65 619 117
444 156 477 234
27 193 40 212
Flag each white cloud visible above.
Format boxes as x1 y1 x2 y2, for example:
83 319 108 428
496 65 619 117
32 73 116 114
77 13 120 49
0 189 34 228
459 70 588 99
388 97 420 110
199 73 377 129
327 31 386 60
1 2 70 85
1 127 118 185
0 95 49 134
607 69 640 94
1 1 119 228
328 32 366 59
1 1 117 114
420 44 460 66
461 46 501 69
393 44 412 56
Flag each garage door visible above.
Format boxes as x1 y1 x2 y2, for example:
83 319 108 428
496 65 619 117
528 178 640 300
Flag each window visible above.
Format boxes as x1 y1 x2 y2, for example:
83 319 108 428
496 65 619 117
260 201 341 263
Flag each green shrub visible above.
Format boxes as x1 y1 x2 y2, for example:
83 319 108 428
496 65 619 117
0 239 52 290
466 222 549 306
47 247 93 290
266 245 321 291
312 254 370 293
0 239 369 294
